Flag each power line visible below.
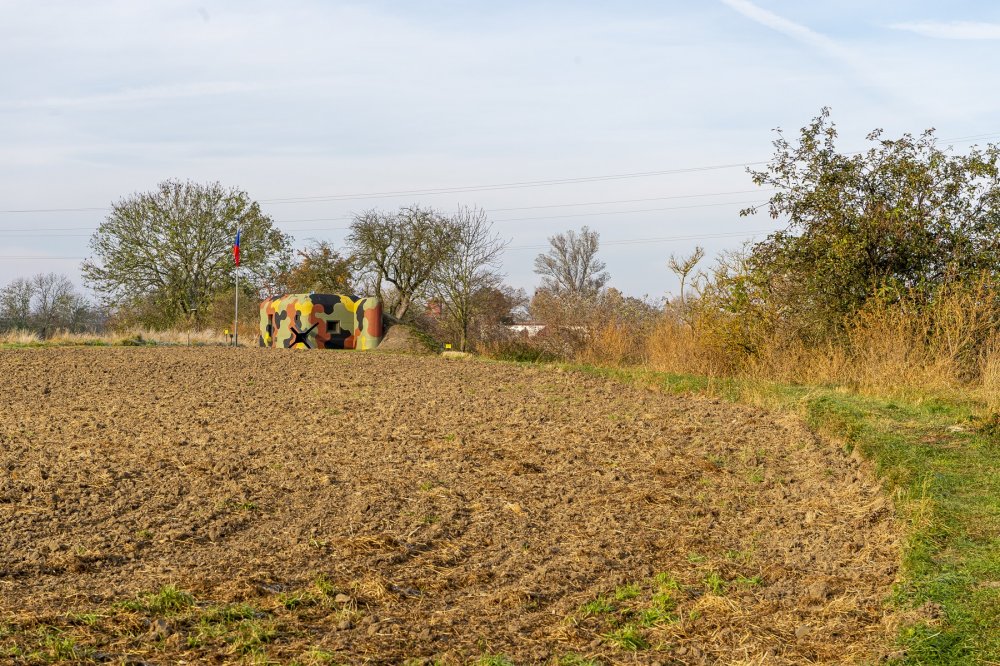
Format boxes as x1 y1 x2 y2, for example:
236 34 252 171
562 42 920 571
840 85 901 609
486 199 764 224
2 130 998 215
0 162 768 214
276 187 779 223
0 226 778 261
483 188 775 212
507 229 774 251
0 256 86 260
257 130 1000 204
256 162 771 204
0 206 108 214
0 187 772 232
0 198 767 237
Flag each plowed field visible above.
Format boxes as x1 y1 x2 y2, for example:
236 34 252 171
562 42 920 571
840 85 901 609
0 348 898 664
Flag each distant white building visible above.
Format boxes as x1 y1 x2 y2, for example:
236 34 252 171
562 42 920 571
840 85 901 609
506 323 546 338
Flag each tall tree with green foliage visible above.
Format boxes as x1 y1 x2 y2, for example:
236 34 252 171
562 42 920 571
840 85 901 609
742 109 1000 340
82 180 291 327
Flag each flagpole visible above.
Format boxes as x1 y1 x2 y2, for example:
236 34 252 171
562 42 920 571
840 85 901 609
233 227 240 348
234 266 239 347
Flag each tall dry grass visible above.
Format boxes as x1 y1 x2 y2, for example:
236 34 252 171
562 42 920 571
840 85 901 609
0 327 227 346
643 275 1000 406
576 323 638 367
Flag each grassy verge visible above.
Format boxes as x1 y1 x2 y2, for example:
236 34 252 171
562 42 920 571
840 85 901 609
0 328 227 349
560 363 999 664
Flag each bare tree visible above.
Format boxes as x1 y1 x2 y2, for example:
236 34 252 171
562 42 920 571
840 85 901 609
32 273 78 337
667 246 705 307
0 273 99 335
533 226 609 297
432 206 508 351
347 205 460 320
0 278 33 329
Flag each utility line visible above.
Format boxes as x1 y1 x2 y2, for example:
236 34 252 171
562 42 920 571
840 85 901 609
0 181 773 220
256 162 770 204
254 130 1000 204
288 198 767 232
0 198 766 237
4 129 999 215
507 229 773 251
0 226 777 260
0 162 767 214
0 187 772 231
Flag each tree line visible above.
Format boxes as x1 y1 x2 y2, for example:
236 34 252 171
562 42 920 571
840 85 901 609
1 178 633 351
6 110 998 362
0 273 101 337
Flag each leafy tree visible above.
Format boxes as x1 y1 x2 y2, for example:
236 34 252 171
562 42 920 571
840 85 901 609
431 206 508 351
278 240 353 295
82 180 291 328
347 205 460 319
473 284 529 326
533 226 609 297
742 109 1000 340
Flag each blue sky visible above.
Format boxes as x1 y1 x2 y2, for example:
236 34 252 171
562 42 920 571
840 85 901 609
2 0 1000 297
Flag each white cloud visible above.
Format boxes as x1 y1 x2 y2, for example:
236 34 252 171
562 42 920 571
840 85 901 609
717 0 957 119
890 21 1000 40
719 0 857 64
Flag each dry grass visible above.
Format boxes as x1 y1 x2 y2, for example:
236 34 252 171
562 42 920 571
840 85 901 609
0 327 227 347
576 323 637 367
642 278 1000 408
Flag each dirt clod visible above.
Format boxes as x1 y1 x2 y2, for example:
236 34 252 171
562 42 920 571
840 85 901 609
807 581 831 603
146 618 172 640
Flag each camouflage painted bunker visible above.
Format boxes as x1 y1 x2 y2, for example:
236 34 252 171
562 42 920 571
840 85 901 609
259 293 383 349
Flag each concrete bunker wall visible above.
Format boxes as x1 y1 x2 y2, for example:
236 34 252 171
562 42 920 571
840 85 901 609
259 293 383 350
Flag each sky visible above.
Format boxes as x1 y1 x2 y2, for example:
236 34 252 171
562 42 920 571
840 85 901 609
2 0 1000 298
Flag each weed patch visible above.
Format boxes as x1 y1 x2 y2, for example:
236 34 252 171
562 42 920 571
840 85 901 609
603 624 649 651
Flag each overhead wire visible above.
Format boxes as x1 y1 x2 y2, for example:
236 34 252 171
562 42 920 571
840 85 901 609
2 129 999 215
0 162 769 214
1 131 997 262
0 191 773 235
0 226 778 260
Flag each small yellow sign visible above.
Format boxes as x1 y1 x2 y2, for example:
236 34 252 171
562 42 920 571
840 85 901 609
445 343 452 349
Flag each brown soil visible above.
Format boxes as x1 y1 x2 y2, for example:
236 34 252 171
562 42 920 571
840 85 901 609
0 348 899 664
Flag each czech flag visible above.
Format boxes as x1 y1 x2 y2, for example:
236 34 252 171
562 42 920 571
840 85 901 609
233 229 241 267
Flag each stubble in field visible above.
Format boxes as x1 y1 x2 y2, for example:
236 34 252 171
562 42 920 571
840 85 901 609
0 348 898 664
